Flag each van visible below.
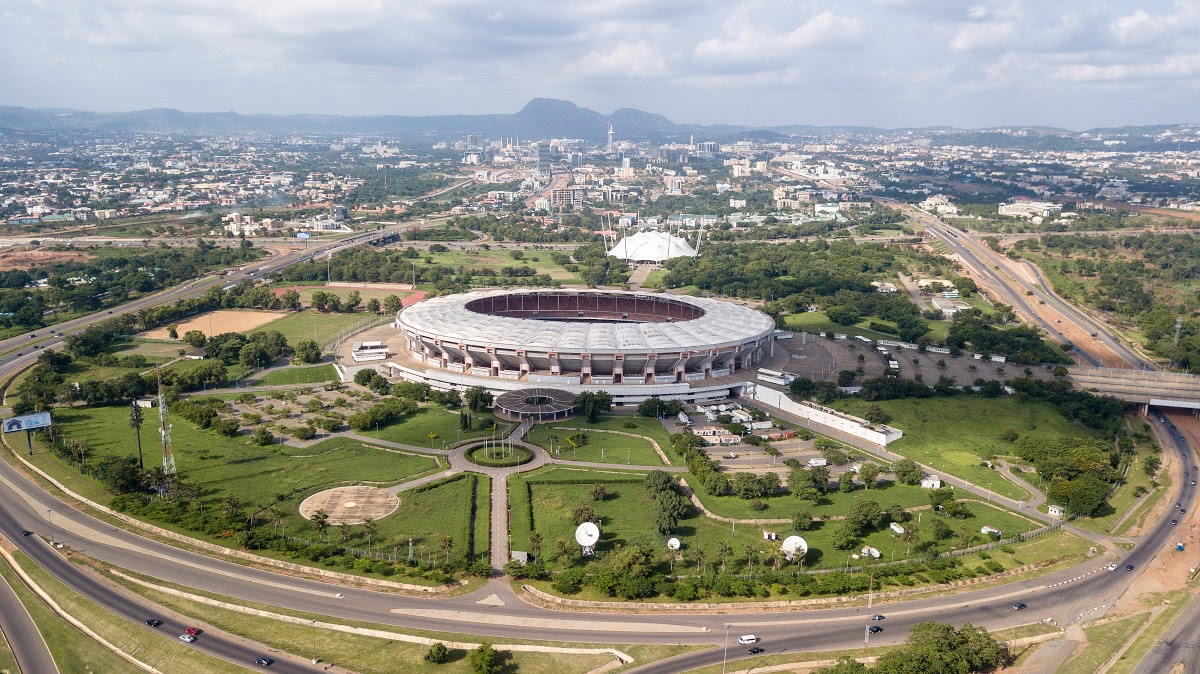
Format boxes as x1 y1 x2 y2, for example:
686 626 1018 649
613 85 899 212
738 635 758 645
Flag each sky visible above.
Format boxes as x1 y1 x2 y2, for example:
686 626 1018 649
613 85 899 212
1 0 1198 130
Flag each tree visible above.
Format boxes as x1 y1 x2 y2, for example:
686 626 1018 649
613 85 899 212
440 534 454 563
653 491 687 534
863 404 887 424
251 426 274 446
310 509 329 541
637 396 668 417
838 474 856 493
366 297 381 314
239 342 270 369
383 294 403 314
859 463 881 489
716 540 732 573
468 643 501 674
692 546 708 573
167 324 178 339
182 330 207 348
792 509 813 531
280 289 301 310
293 339 321 364
528 530 543 560
591 483 607 501
894 458 922 485
845 499 883 536
465 386 493 412
745 543 757 570
573 390 613 423
811 656 869 674
345 290 362 312
873 621 1005 674
571 505 596 525
424 642 449 664
831 521 859 549
362 517 378 552
1065 473 1111 516
129 400 145 470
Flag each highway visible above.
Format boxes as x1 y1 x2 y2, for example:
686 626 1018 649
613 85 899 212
0 213 1193 671
0 549 59 674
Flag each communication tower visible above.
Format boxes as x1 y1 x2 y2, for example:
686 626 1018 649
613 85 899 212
156 367 177 475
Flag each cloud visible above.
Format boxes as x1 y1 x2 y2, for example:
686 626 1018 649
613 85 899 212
577 41 668 77
693 11 866 63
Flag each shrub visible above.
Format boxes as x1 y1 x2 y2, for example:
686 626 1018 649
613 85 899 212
424 642 449 664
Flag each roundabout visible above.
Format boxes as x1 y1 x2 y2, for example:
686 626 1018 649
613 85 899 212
464 444 535 467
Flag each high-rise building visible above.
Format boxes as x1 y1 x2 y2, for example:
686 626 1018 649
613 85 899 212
569 152 583 167
607 123 614 153
537 142 552 176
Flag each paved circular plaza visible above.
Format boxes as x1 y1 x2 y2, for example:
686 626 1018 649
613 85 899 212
298 486 400 525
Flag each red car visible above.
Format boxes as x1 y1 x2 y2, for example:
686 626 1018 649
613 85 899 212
184 627 203 636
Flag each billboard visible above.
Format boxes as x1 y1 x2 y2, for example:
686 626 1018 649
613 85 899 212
3 412 51 433
295 232 311 239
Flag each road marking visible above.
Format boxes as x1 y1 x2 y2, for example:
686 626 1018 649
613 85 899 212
389 608 705 633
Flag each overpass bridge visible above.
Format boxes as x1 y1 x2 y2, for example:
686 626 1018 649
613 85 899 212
1069 367 1200 413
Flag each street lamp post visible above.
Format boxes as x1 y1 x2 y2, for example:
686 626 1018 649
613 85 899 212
722 624 730 674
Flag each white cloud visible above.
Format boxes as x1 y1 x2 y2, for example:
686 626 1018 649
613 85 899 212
693 11 865 63
577 41 667 77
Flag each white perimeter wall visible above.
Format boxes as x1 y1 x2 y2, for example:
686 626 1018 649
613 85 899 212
752 386 903 446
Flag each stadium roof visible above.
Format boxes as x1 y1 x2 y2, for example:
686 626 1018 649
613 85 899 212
608 230 697 263
397 290 774 355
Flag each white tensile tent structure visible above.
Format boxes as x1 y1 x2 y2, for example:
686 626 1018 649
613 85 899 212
608 230 698 264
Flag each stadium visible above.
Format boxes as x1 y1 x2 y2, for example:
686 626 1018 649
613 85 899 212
385 289 780 405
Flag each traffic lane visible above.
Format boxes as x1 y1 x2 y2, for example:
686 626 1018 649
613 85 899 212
0 553 60 674
1 526 306 673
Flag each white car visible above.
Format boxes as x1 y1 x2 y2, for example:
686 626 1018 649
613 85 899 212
179 634 197 643
725 453 739 460
738 635 758 645
1108 563 1119 571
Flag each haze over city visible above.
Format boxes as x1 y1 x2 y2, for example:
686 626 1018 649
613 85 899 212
2 0 1199 128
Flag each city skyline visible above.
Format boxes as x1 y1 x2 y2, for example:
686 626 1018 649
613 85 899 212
2 0 1198 130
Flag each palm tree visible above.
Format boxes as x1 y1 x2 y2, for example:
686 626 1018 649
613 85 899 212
129 400 145 470
693 547 708 574
745 544 757 571
552 538 574 564
222 493 243 516
338 523 349 544
716 540 732 573
266 504 282 536
902 527 919 555
363 518 378 554
770 542 785 571
311 509 329 542
440 535 454 563
528 531 543 560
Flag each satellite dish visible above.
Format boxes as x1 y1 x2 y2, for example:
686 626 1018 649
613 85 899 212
667 538 681 551
718 404 728 412
781 536 808 561
575 522 600 547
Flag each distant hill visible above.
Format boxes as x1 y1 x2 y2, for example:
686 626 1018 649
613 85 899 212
0 99 1195 147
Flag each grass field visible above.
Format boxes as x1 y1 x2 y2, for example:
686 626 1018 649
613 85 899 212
389 475 487 561
371 406 513 448
10 551 237 674
525 421 667 467
29 405 439 530
271 283 412 308
164 356 251 383
691 478 942 520
0 552 144 674
641 269 668 288
509 466 1044 574
833 396 1107 501
1107 590 1194 674
1058 613 1150 674
254 364 338 386
253 309 380 348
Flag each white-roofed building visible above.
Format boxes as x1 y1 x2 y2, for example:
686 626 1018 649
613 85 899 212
608 230 698 264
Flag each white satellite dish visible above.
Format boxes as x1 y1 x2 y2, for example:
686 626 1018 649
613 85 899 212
667 538 681 551
718 404 728 412
575 522 600 547
781 536 808 561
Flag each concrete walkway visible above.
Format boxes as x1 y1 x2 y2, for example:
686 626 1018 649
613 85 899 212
384 469 458 495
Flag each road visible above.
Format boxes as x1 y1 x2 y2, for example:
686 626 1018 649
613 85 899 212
0 548 59 674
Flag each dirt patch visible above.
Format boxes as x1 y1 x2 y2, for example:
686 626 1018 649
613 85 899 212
0 248 92 271
138 310 287 339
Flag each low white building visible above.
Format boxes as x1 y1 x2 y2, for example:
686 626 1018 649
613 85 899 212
999 201 1062 219
921 474 943 489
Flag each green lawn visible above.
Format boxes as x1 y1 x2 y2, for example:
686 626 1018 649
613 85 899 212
164 356 251 382
254 309 381 347
833 396 1107 501
1108 590 1193 674
691 479 940 520
420 248 582 284
0 553 144 674
1058 613 1149 674
271 283 413 308
371 406 513 448
254 364 338 386
525 421 667 466
641 269 668 288
30 405 439 534
388 475 487 561
510 467 1042 574
784 311 955 344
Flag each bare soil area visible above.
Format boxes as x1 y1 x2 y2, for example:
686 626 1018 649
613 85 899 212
0 248 91 271
139 309 287 339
